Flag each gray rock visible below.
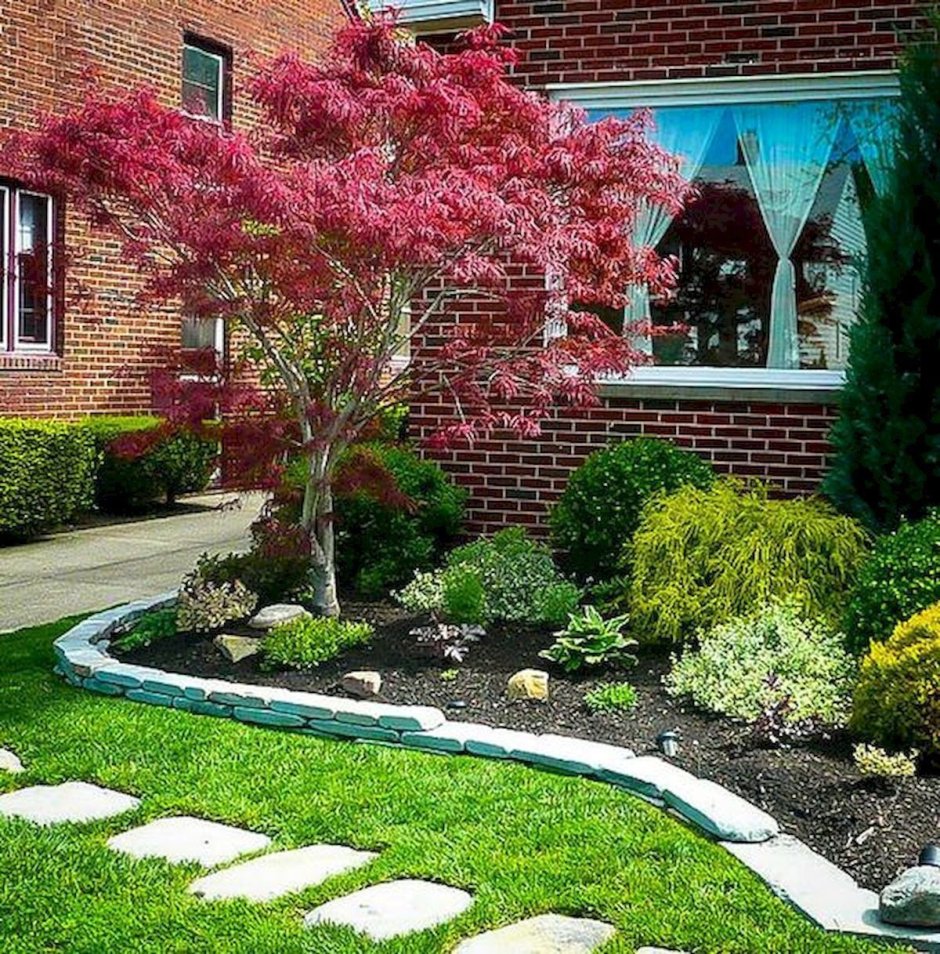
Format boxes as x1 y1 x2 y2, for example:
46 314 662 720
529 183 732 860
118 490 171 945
881 866 940 927
0 781 139 825
341 671 382 699
107 816 270 866
248 604 309 631
214 634 263 663
189 844 377 902
0 748 24 774
304 878 472 939
454 913 615 952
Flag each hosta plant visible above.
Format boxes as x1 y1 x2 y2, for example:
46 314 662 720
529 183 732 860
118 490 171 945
540 606 637 673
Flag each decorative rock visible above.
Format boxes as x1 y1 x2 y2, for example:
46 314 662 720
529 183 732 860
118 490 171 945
189 844 377 902
0 749 24 774
305 878 473 940
454 913 615 953
0 781 139 825
637 948 690 954
214 634 263 664
248 604 309 631
107 816 270 866
511 734 635 777
507 669 549 702
880 866 940 927
663 777 779 843
340 671 382 699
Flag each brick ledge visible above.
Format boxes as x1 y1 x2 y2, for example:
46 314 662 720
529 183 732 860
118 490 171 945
0 353 63 373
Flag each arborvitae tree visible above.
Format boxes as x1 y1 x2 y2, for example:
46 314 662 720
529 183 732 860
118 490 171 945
824 21 940 532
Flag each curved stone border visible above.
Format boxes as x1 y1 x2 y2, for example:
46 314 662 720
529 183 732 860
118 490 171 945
53 596 940 953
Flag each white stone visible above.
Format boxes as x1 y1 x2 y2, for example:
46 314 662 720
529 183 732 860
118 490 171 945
213 634 263 664
0 781 139 825
0 749 24 774
107 816 270 866
304 878 472 940
637 948 690 954
598 755 697 801
511 733 634 776
663 777 778 842
248 604 310 630
881 866 940 928
454 913 615 953
189 844 377 902
340 671 382 699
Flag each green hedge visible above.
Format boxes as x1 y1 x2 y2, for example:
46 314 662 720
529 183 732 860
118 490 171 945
80 416 216 512
0 419 98 539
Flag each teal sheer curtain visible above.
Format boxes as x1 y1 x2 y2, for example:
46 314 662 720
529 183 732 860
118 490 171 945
733 102 839 369
848 98 899 196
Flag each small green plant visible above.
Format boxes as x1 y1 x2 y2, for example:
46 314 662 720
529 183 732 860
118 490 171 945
396 570 446 615
177 557 258 633
113 609 178 652
532 581 582 627
844 512 940 654
442 565 487 625
261 616 374 671
540 606 637 673
584 682 638 713
665 601 855 731
440 668 459 682
852 743 918 781
550 437 715 582
624 479 868 644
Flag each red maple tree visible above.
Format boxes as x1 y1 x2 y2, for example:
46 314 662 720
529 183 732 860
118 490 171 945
17 16 688 615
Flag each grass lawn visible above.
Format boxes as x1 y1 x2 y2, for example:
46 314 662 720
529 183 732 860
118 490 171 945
0 617 900 954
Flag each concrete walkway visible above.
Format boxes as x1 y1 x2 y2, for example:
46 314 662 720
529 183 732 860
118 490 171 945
0 493 264 633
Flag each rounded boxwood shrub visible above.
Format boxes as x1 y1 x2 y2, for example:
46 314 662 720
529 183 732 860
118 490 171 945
0 419 97 539
851 602 940 766
81 416 216 512
549 438 715 582
625 480 869 644
844 512 940 655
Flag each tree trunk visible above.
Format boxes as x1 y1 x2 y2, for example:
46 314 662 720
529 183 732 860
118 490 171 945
301 448 341 618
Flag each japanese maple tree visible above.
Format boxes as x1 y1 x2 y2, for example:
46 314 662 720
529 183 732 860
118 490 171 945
18 16 688 615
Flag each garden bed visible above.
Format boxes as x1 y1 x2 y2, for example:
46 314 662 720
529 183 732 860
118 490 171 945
119 599 940 894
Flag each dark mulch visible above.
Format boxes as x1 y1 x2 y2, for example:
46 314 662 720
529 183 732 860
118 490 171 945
121 599 940 892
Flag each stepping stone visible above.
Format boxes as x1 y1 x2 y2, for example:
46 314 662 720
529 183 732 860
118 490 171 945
637 949 690 954
248 604 309 631
0 749 24 774
304 878 472 940
189 844 377 902
0 781 139 825
107 816 270 866
454 913 615 952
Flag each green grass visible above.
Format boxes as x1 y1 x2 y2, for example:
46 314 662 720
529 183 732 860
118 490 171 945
0 617 897 953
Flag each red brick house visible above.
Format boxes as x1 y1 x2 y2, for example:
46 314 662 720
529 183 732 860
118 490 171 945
388 0 914 535
0 0 347 418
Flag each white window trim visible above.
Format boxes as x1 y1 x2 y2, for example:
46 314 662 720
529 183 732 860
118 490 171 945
12 189 54 353
0 186 7 351
547 71 899 393
182 43 226 123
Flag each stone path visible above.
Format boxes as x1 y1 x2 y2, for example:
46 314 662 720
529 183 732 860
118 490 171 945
0 748 23 773
453 913 615 953
0 781 139 825
107 816 271 866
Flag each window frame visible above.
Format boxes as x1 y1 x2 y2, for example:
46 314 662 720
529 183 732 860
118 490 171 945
0 185 7 352
181 35 231 124
547 70 901 394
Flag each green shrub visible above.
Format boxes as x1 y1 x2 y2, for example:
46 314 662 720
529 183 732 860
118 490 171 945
177 557 258 633
540 605 636 673
0 419 98 539
113 609 178 652
195 550 310 607
665 601 856 730
853 743 918 781
584 682 638 713
851 602 940 765
261 616 374 670
625 480 868 644
844 512 940 654
441 566 487 625
532 581 583 627
278 443 465 598
81 416 215 512
550 438 715 582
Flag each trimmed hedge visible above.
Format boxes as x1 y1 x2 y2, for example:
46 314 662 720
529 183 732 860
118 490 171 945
80 416 216 512
0 419 98 539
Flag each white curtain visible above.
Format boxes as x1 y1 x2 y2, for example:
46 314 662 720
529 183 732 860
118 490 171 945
733 102 839 369
627 106 723 353
847 98 899 196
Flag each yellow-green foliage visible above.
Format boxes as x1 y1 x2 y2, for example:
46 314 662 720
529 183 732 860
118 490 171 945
626 480 869 644
851 602 940 763
852 744 918 780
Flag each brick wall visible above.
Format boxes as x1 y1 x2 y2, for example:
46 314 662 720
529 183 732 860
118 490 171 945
412 0 918 534
0 0 347 419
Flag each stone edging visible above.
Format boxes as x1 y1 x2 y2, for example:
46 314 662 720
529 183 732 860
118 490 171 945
53 595 940 953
